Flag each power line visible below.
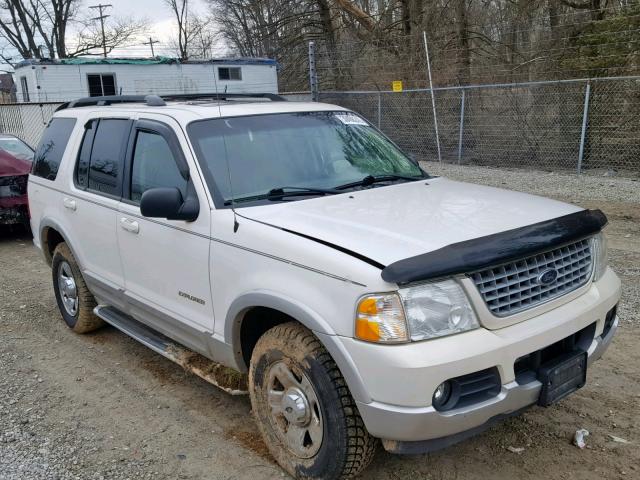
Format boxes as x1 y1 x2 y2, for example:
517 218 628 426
89 3 112 58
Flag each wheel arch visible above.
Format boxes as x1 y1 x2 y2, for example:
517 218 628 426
39 218 80 267
227 291 335 367
226 291 371 403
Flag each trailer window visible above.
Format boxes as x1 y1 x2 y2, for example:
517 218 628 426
20 76 30 102
218 67 242 81
87 74 117 96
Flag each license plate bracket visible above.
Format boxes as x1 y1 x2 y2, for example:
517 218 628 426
537 350 587 407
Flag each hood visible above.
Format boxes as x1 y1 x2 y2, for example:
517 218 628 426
240 177 582 266
0 150 32 176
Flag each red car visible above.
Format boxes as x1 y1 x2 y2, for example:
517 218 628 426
0 134 34 227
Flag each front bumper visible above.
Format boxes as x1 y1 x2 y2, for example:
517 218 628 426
377 315 618 454
0 186 29 225
325 268 621 449
0 203 29 225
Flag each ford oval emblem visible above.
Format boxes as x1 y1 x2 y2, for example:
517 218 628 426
537 268 558 286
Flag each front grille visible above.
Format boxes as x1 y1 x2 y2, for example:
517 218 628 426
470 238 593 317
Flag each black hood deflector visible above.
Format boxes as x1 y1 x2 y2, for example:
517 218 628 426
381 209 607 285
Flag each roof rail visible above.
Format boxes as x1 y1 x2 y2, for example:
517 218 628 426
161 92 286 102
55 92 287 111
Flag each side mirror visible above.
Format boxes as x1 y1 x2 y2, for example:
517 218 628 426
140 187 199 222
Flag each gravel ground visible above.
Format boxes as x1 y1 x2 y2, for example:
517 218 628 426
1 165 639 479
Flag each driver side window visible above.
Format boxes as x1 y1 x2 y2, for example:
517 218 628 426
130 130 187 203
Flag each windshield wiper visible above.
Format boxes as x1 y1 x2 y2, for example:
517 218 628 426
333 174 424 191
268 186 340 197
224 186 339 205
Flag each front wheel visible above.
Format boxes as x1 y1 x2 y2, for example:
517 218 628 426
248 322 377 479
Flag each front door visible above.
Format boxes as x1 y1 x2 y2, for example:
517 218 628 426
116 117 213 352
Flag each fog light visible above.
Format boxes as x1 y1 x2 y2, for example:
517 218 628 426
432 381 452 409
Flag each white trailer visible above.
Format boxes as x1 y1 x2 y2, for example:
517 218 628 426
13 57 278 103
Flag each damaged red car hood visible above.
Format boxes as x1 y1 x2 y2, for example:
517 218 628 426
0 150 32 176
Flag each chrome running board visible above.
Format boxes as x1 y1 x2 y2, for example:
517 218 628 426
93 305 248 395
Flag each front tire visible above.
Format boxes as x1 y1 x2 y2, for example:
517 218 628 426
51 242 103 334
249 322 377 479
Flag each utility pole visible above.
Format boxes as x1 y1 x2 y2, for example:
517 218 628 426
89 4 112 58
143 37 160 57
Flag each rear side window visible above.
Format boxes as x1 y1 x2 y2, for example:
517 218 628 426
32 118 77 181
87 119 130 196
130 131 187 202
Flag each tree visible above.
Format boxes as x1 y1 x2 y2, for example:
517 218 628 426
205 0 640 91
0 0 146 63
67 15 148 58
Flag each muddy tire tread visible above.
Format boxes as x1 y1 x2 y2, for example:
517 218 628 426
52 243 103 334
251 322 377 479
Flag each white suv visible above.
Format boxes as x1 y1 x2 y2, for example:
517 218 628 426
28 94 621 479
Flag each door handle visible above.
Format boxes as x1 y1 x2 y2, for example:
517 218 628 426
63 197 76 211
120 217 139 234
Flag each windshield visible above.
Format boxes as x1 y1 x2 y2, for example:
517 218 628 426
0 137 34 162
187 111 424 205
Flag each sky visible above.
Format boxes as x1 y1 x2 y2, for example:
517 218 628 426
81 0 212 57
100 0 211 57
1 0 225 71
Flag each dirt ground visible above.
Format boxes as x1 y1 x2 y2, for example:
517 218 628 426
1 167 639 480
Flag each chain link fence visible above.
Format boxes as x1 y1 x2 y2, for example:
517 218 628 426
319 76 640 175
0 102 62 148
1 80 638 176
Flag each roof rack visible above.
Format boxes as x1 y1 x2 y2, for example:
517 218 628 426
55 92 287 111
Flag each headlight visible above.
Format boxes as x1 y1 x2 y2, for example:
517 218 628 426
399 280 479 341
591 232 608 282
355 293 408 343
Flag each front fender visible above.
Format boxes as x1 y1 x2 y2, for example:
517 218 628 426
224 290 371 403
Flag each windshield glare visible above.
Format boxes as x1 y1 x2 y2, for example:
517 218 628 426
187 111 423 205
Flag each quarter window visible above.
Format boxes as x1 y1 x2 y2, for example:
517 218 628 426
87 119 130 196
87 74 116 97
218 67 242 81
32 118 77 181
130 131 187 202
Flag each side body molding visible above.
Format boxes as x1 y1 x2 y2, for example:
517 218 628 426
382 209 608 285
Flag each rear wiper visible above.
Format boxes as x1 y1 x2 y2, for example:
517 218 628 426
224 186 339 205
334 174 424 191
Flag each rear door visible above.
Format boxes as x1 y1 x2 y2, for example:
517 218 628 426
66 115 132 304
116 116 214 351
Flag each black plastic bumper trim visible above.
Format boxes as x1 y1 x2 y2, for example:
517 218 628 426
382 406 532 455
381 209 607 285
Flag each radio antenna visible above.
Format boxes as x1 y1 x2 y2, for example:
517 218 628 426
212 63 239 232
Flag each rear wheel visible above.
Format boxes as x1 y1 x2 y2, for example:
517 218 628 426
249 322 377 479
51 243 103 333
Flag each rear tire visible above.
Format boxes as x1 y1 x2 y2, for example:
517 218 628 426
249 322 377 479
51 242 103 334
